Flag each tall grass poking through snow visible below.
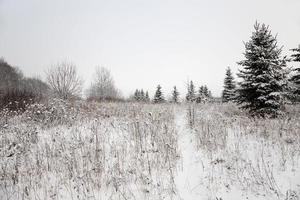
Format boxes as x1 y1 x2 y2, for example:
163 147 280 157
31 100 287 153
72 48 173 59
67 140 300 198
0 101 179 200
187 103 300 199
1 101 299 200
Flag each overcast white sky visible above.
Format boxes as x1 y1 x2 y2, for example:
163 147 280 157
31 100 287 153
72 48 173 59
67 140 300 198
0 0 300 98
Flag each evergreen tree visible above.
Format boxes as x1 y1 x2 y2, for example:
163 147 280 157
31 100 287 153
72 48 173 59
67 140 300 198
134 89 140 101
290 46 300 96
208 90 212 98
199 85 211 98
134 89 138 101
222 67 236 102
145 91 150 102
186 81 195 102
291 46 300 62
140 89 145 101
172 86 179 103
186 83 190 101
133 89 149 102
197 85 212 103
236 22 289 117
203 85 209 97
190 81 195 101
199 86 205 97
153 85 165 103
195 87 202 103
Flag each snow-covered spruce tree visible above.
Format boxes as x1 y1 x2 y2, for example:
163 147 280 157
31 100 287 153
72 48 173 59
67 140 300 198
134 89 140 101
145 91 150 102
172 86 179 103
222 67 236 102
236 22 289 117
203 85 209 97
197 85 212 103
199 85 212 97
186 81 195 102
290 46 300 96
199 86 204 96
291 46 300 62
140 89 145 101
208 90 212 98
196 87 203 103
186 83 190 101
153 85 165 103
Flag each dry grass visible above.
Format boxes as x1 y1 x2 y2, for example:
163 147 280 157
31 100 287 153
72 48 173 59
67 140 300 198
1 101 299 199
0 101 179 200
187 103 300 199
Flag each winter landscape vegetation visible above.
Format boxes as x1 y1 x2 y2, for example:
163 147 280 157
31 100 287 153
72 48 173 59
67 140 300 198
1 1 300 200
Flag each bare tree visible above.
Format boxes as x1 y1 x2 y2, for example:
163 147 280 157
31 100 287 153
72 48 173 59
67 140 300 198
46 61 83 99
87 66 120 101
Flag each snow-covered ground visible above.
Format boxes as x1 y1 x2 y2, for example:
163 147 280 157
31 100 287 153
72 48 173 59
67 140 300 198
174 108 208 200
0 101 300 200
174 104 300 200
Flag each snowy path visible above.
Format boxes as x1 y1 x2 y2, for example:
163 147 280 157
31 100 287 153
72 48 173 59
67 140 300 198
174 108 206 200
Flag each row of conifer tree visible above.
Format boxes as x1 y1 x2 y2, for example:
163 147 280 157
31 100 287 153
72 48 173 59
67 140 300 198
132 22 300 117
133 82 213 104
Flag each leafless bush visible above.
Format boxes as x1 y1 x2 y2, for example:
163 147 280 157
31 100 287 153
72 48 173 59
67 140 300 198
86 66 121 102
46 61 83 99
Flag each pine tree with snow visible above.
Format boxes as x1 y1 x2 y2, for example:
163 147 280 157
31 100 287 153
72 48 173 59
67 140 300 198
222 67 236 102
195 87 202 103
197 85 212 103
199 86 204 97
140 89 145 101
199 85 211 98
134 89 140 101
290 46 300 96
145 91 150 102
236 22 289 117
153 85 165 103
186 81 195 102
203 85 209 97
291 46 300 62
186 83 190 101
208 90 212 98
172 86 179 103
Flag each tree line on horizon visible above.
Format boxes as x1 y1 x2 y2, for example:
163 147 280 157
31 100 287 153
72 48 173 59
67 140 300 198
132 82 213 104
0 22 300 117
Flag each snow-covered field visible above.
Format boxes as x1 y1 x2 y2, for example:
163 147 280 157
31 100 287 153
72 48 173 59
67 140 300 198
178 104 300 200
0 100 300 200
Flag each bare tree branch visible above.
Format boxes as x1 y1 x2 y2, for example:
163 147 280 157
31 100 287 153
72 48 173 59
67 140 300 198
46 61 83 99
86 66 120 101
